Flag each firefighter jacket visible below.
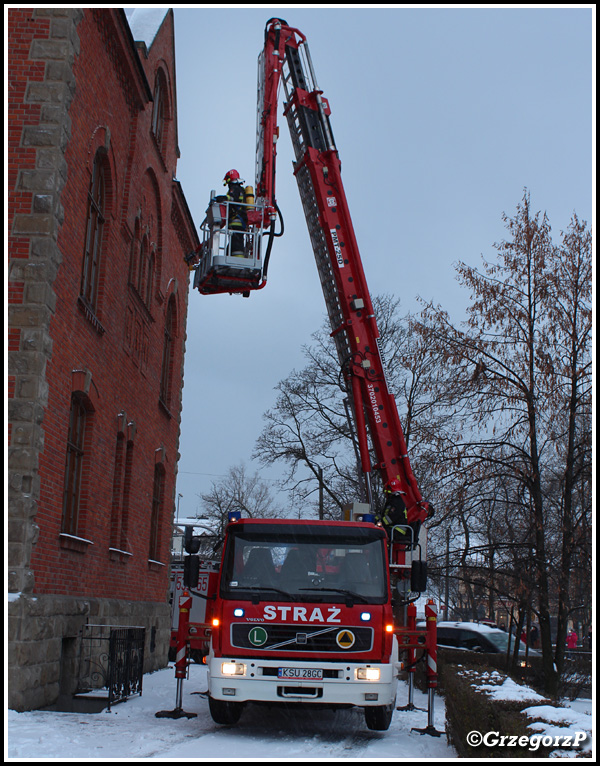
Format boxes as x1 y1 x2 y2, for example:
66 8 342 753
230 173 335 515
380 491 407 530
217 182 247 230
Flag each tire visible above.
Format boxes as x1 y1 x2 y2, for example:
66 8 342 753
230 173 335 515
364 702 394 731
208 696 244 725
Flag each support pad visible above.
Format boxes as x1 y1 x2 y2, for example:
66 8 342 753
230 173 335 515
411 724 444 737
397 702 426 712
155 708 197 719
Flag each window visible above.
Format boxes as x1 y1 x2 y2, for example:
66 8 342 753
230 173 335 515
109 425 134 552
137 234 148 297
128 218 140 286
159 296 175 407
61 394 88 535
149 464 165 561
151 74 165 151
220 524 388 604
109 432 125 547
146 249 155 306
120 440 134 551
81 151 106 312
129 221 156 309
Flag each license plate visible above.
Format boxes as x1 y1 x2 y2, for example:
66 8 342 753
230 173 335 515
278 667 323 680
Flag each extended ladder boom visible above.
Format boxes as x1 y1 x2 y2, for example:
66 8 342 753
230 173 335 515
256 19 429 526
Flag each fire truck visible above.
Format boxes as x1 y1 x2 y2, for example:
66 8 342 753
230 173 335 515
179 19 437 732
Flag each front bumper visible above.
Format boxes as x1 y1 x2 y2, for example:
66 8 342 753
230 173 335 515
207 654 399 707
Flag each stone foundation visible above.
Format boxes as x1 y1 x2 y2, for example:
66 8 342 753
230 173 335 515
8 592 170 711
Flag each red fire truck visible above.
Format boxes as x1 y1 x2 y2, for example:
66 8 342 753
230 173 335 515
179 19 438 732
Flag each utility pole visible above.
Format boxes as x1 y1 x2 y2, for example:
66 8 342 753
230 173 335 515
444 528 450 620
318 466 324 520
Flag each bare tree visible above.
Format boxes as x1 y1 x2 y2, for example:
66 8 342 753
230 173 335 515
253 295 438 518
250 192 591 698
415 190 592 696
199 462 281 535
544 212 593 679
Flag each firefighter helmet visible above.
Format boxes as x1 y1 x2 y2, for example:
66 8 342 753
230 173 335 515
387 479 402 494
223 169 240 185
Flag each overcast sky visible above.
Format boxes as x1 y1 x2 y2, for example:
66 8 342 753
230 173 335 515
130 6 593 520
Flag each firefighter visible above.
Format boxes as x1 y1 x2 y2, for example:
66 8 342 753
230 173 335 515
216 169 247 256
378 479 408 537
379 480 427 548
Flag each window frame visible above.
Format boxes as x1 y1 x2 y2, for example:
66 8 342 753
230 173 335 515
149 464 165 561
80 152 106 312
61 394 88 536
151 73 166 151
159 296 175 408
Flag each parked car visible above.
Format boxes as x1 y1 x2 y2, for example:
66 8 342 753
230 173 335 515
419 621 541 656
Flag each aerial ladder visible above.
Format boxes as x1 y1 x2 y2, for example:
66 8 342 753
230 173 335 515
178 18 442 734
187 17 431 588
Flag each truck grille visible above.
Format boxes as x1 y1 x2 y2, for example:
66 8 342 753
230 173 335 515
230 623 373 653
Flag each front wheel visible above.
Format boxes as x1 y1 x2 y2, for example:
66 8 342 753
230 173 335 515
208 696 244 725
364 702 394 731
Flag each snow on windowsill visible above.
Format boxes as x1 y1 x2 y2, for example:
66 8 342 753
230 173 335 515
59 533 94 545
59 533 94 553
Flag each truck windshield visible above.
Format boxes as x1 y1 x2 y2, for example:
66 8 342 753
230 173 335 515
220 524 387 604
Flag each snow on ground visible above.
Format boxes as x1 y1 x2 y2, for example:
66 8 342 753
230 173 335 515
7 663 454 760
522 704 594 758
456 667 594 757
461 669 548 703
7 664 593 760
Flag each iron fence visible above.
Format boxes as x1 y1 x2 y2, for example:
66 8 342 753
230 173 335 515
78 624 145 710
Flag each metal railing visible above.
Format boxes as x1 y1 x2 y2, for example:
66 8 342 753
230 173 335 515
199 198 267 266
78 624 145 711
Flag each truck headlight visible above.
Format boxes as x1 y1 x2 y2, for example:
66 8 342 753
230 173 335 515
222 662 246 676
357 667 380 681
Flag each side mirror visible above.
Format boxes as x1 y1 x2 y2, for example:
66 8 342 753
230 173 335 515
184 525 201 554
183 554 200 588
410 560 428 592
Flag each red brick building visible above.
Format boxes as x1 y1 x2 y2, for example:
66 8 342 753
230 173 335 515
7 8 199 710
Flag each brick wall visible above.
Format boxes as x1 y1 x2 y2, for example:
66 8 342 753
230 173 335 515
7 8 199 710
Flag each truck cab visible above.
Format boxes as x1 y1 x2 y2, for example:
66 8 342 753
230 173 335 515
206 518 399 730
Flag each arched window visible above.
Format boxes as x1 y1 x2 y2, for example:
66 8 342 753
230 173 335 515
129 217 157 310
160 296 175 407
151 73 166 151
81 151 106 312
